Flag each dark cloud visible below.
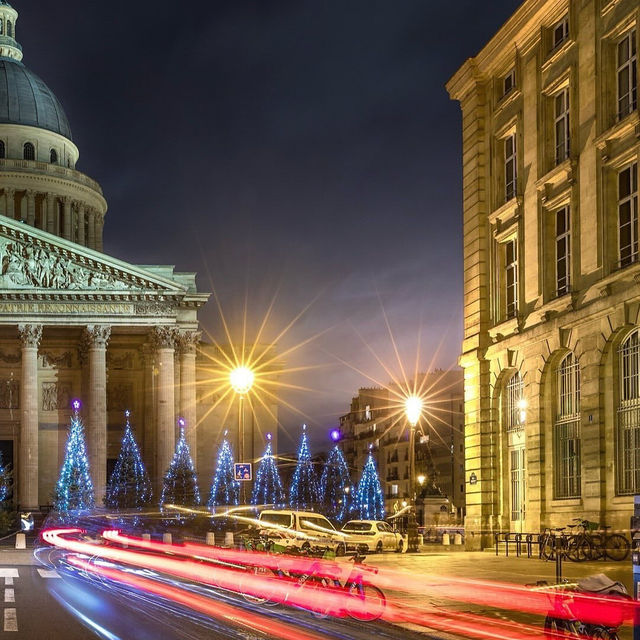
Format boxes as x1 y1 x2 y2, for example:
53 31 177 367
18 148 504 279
16 0 521 449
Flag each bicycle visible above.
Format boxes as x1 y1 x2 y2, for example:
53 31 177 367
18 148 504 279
566 520 630 562
539 527 570 561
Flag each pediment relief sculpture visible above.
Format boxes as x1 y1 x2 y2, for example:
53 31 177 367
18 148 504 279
0 238 136 291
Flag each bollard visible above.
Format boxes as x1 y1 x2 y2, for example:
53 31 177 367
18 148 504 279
206 532 216 546
15 533 25 550
454 533 462 545
224 531 234 547
142 534 151 542
442 533 450 546
162 533 172 545
401 534 408 553
418 534 424 546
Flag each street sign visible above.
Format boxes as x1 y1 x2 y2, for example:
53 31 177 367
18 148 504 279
234 463 252 481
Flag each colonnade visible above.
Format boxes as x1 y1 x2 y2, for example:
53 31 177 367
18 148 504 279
16 324 200 510
1 189 104 251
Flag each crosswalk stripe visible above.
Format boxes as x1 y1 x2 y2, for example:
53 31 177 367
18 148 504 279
4 577 12 586
4 608 17 632
4 588 14 603
0 570 18 579
37 568 60 579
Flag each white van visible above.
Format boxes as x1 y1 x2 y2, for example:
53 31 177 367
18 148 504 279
258 510 347 556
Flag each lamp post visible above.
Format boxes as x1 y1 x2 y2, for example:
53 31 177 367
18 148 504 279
405 395 423 553
230 366 254 503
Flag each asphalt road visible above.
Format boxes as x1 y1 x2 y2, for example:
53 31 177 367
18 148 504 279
0 556 439 640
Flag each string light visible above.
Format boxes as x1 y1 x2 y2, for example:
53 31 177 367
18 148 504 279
355 448 385 520
160 419 200 511
105 410 152 511
53 399 95 517
320 445 354 522
207 436 239 510
251 436 285 507
289 425 319 510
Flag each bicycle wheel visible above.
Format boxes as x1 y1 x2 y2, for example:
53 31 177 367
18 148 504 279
590 628 619 640
346 582 386 622
541 535 556 561
240 566 279 606
588 534 605 561
566 536 591 562
604 534 630 562
544 615 580 638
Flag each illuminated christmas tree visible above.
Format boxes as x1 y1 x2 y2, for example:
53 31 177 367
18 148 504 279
251 433 285 507
160 419 200 510
0 453 11 505
321 443 354 522
355 446 385 520
105 411 152 511
53 400 95 514
289 425 319 510
207 434 239 509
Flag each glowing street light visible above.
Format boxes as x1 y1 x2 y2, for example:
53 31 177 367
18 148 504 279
229 366 255 504
417 474 426 486
404 394 424 553
405 395 423 427
230 366 255 395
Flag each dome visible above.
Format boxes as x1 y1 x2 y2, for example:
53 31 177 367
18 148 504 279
0 57 72 140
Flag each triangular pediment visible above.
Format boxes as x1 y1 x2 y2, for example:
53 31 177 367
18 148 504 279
0 217 187 295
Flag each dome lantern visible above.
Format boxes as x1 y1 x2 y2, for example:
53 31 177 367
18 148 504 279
0 1 22 62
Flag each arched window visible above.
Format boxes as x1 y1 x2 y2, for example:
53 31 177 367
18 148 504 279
505 372 524 432
23 142 35 161
0 20 4 36
618 330 640 494
49 149 58 164
0 140 5 159
6 21 12 37
555 353 581 498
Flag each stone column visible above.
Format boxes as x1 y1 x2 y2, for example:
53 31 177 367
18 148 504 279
151 326 178 480
96 213 104 252
46 194 56 234
77 203 86 246
25 190 35 226
83 325 111 503
141 345 156 480
5 188 15 220
178 331 200 464
18 324 42 510
62 197 72 240
87 209 96 250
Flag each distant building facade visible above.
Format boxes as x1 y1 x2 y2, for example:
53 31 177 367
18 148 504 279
339 370 464 524
447 0 640 547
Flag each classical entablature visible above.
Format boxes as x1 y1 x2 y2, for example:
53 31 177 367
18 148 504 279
0 215 208 326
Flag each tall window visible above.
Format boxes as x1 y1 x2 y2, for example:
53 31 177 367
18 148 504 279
504 134 517 202
49 149 58 164
618 31 637 119
555 88 570 164
619 162 638 268
23 142 34 161
6 21 11 37
503 69 516 97
618 330 640 495
556 206 571 295
505 239 518 318
552 16 569 50
505 372 524 432
555 353 581 498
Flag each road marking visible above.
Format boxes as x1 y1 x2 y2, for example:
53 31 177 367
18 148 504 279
4 588 14 603
37 569 60 579
4 577 12 586
4 608 17 632
0 570 18 578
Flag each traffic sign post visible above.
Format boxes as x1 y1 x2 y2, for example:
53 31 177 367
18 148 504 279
234 463 252 482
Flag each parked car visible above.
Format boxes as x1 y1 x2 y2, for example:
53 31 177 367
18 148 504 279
257 510 347 556
341 520 404 553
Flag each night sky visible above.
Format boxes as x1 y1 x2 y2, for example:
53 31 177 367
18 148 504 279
16 0 521 449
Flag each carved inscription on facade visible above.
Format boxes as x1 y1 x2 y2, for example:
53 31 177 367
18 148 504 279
0 303 135 315
42 382 72 411
0 238 134 290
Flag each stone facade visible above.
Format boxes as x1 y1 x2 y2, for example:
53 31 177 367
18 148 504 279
447 0 640 548
339 370 465 524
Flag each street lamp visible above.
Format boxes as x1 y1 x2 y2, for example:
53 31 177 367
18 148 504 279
404 394 423 553
230 366 255 503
